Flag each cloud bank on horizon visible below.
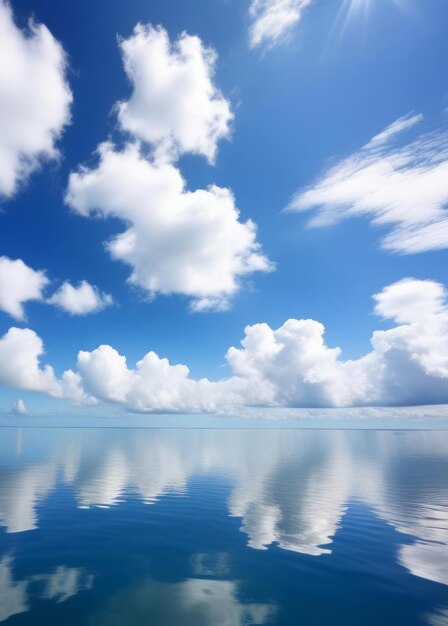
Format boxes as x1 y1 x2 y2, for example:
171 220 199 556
1 277 447 413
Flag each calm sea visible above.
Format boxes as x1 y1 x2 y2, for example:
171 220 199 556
0 427 447 625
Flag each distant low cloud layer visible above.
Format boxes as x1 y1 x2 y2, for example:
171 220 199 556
1 277 447 412
0 1 72 198
248 0 313 49
288 113 448 253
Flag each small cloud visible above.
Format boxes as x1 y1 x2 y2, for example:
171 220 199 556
48 281 113 315
0 256 48 321
11 399 28 415
248 0 313 49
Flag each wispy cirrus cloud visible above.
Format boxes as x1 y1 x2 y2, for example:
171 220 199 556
287 113 448 254
248 0 313 49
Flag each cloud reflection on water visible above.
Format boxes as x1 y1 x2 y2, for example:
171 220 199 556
0 554 92 622
0 428 447 587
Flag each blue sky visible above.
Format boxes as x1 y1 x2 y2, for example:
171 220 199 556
0 0 448 417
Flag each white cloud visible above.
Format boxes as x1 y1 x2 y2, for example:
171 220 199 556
67 24 268 311
0 327 59 394
366 113 423 148
0 278 447 412
11 399 28 415
73 277 448 412
249 0 313 49
373 277 447 324
0 257 112 319
0 0 72 198
76 343 241 413
48 280 113 315
0 327 95 406
66 142 272 311
288 113 448 253
0 256 48 320
117 24 232 163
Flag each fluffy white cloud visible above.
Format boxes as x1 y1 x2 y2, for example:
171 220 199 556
72 277 448 412
1 278 447 412
0 327 59 394
0 256 48 320
76 344 242 413
373 277 447 324
11 399 28 415
249 0 312 49
66 142 272 311
0 1 72 197
0 257 111 319
48 280 113 315
67 23 268 311
228 277 448 408
0 327 95 406
117 24 232 163
288 113 448 253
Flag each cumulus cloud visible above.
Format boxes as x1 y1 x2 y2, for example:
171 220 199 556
71 276 448 411
0 256 48 320
76 344 242 413
288 113 448 253
1 278 447 412
11 399 28 415
48 280 113 315
0 0 72 198
227 277 448 408
0 327 95 406
66 142 272 311
67 23 269 311
249 0 313 49
117 24 232 163
0 257 111 319
373 277 447 324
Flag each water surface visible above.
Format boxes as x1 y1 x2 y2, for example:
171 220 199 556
0 428 447 625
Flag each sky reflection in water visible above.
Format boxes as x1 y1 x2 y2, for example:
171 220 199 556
0 427 447 625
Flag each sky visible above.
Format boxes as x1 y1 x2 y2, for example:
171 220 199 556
0 0 447 419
